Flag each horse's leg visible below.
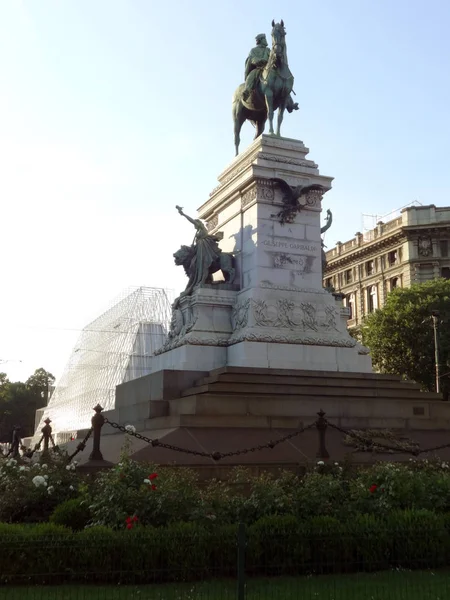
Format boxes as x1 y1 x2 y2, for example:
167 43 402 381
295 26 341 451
222 256 235 284
276 103 286 137
233 101 245 156
255 117 266 139
265 90 275 135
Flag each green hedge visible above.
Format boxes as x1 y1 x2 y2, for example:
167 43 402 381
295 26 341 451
1 512 450 584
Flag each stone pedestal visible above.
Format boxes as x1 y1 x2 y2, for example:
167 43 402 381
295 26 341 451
68 136 450 474
195 134 371 372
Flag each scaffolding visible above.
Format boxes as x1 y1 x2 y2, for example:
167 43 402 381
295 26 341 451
32 286 173 442
362 200 423 241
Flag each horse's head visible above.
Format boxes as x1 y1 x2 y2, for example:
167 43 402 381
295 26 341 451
271 19 286 60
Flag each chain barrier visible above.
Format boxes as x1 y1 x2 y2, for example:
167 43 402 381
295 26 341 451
49 435 62 455
4 410 448 466
67 428 94 462
104 417 316 461
22 435 44 460
104 414 450 461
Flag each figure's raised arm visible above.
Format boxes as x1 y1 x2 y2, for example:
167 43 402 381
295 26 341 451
176 205 197 227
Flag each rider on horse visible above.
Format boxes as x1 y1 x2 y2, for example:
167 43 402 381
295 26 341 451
242 32 299 113
242 34 270 101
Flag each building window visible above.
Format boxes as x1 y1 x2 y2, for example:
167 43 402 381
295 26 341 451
367 286 378 313
390 277 399 290
365 260 375 276
387 250 398 267
344 293 355 320
325 277 333 288
440 241 448 258
345 269 353 284
442 267 450 280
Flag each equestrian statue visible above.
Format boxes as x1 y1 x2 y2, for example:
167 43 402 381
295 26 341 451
232 20 299 155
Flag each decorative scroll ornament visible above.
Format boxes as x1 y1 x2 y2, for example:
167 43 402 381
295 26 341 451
343 429 420 454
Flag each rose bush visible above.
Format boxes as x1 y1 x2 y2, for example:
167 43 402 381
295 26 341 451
87 456 200 529
0 455 80 523
4 453 450 528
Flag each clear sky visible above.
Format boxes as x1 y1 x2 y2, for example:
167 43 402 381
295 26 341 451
1 0 450 383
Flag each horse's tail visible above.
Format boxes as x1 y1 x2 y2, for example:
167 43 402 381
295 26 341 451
232 84 246 156
232 84 244 108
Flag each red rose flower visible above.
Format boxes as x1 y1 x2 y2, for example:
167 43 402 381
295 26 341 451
126 523 133 530
132 516 138 523
125 516 133 524
369 484 378 494
149 473 158 481
151 484 157 491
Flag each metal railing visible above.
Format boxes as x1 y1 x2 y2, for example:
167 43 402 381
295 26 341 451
0 527 450 598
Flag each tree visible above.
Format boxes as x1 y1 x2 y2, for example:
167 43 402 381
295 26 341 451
361 279 450 396
26 368 55 406
0 368 55 443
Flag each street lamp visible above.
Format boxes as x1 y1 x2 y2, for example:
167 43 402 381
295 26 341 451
431 310 440 394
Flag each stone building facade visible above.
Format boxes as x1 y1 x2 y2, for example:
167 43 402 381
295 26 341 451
323 205 450 327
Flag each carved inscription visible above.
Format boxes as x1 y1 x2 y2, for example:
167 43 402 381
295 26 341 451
262 238 318 253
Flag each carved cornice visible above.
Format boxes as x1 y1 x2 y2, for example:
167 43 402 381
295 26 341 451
229 330 356 348
209 149 319 199
258 152 318 169
325 232 405 273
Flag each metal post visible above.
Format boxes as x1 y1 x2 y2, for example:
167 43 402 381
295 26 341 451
89 404 105 461
11 426 21 458
432 312 440 394
237 522 246 600
316 409 330 459
41 418 52 458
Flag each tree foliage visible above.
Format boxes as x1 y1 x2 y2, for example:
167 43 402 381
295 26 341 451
26 367 55 405
0 368 55 442
361 279 450 395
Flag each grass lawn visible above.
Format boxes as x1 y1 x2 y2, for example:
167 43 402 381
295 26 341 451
0 570 449 599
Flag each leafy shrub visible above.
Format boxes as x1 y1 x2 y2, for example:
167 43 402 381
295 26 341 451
0 456 80 523
4 453 450 530
0 523 72 584
0 513 448 584
386 510 450 569
50 498 91 531
87 458 201 529
247 515 309 576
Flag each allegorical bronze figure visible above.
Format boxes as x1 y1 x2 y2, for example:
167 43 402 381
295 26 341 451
174 206 235 299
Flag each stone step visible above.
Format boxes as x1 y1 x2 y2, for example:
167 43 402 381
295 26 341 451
144 414 304 430
181 382 438 400
207 366 402 381
171 393 440 420
148 409 450 432
195 373 421 390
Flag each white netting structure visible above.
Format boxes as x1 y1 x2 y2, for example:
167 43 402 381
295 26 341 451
33 286 173 442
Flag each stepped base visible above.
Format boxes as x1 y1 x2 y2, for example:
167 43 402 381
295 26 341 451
67 366 450 474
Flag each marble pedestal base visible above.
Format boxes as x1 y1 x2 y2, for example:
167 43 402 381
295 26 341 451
151 344 227 373
154 285 237 372
227 341 372 372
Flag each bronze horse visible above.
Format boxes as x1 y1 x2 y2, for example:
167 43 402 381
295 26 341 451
232 20 298 155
